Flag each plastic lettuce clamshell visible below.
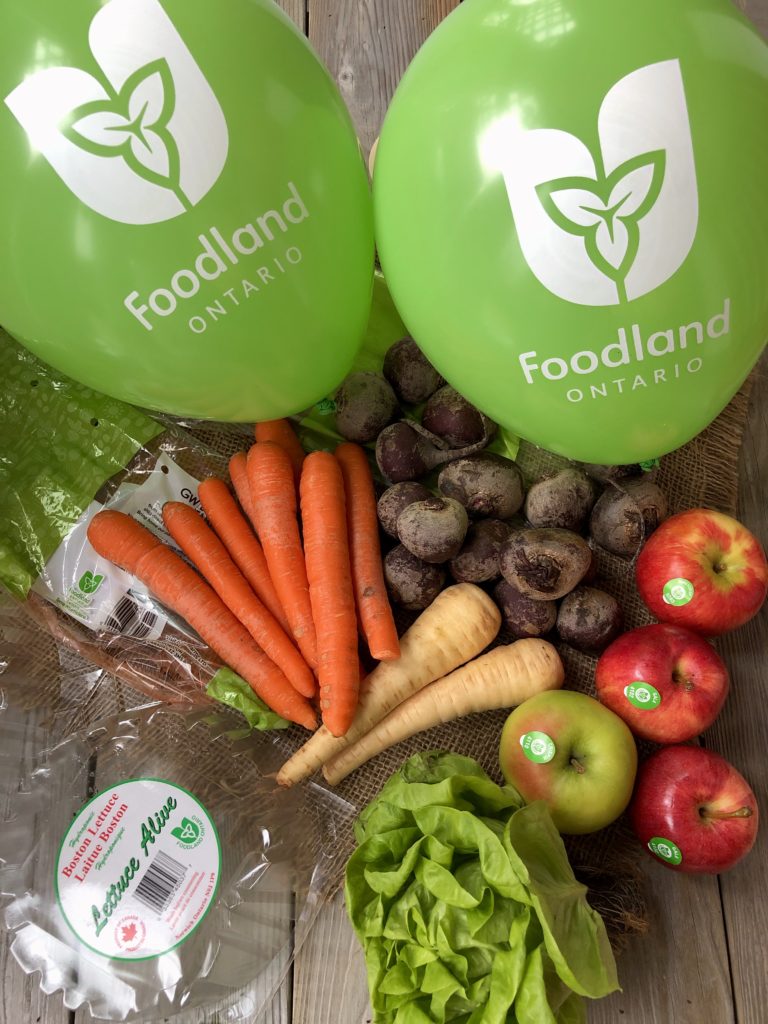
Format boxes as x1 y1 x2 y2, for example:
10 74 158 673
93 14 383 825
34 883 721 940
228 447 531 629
0 703 353 1022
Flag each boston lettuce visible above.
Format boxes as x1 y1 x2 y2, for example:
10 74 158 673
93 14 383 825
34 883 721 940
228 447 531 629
346 752 618 1023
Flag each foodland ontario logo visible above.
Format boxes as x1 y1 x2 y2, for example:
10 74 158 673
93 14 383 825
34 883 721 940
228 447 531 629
4 0 228 225
495 59 699 306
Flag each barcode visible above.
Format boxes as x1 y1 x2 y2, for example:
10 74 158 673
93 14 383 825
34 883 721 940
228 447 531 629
104 595 159 639
134 850 187 916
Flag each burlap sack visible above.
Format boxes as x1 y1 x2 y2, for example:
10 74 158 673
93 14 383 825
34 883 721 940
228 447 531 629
0 372 755 950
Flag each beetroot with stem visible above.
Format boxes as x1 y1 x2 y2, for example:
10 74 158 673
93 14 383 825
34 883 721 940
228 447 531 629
375 422 435 482
376 421 493 484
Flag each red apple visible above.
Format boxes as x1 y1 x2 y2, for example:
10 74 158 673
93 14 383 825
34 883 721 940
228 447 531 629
595 623 729 743
630 745 759 873
635 508 768 637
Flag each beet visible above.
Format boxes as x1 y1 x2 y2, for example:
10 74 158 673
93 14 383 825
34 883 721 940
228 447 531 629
556 586 623 653
422 386 495 448
500 528 592 601
493 579 558 639
383 337 445 404
384 545 446 610
449 519 511 583
335 372 399 443
524 468 596 532
375 422 435 482
589 479 668 558
377 482 433 538
397 496 469 563
439 453 524 519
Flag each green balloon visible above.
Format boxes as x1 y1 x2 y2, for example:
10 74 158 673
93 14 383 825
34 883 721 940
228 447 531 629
0 0 373 420
374 0 768 463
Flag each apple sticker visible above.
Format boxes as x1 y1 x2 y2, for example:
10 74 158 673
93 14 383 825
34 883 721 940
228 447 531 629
519 731 556 764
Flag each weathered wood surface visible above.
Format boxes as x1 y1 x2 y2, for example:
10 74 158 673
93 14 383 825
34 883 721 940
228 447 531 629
711 355 768 1024
2 3 767 1024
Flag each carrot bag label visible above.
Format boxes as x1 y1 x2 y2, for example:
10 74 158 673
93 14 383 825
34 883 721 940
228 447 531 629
31 451 203 638
56 779 221 960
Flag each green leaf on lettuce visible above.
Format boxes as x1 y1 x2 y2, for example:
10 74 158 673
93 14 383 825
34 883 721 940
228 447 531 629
345 751 617 1024
206 667 290 731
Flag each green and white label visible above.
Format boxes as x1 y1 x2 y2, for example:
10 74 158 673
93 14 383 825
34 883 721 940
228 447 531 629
624 682 662 710
55 779 220 960
520 731 556 764
662 578 694 606
32 452 201 638
648 836 683 865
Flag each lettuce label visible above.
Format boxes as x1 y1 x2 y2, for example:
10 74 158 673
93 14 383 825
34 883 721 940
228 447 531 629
55 779 220 960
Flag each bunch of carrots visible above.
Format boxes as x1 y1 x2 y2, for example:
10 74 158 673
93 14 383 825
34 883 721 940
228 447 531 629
86 419 400 735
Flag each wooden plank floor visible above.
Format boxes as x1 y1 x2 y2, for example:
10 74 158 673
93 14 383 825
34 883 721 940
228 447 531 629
2 3 767 1024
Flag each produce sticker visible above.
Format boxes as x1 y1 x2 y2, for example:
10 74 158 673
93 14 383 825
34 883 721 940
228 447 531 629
648 836 683 866
662 578 695 607
55 779 220 960
519 731 556 764
624 682 662 710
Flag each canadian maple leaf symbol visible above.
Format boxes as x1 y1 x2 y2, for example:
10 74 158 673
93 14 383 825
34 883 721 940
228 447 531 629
121 922 138 943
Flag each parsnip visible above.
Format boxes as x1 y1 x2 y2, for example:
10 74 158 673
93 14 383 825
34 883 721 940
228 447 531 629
276 583 501 786
322 639 565 785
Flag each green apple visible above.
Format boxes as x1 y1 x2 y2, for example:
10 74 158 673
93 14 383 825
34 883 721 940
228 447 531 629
499 690 638 834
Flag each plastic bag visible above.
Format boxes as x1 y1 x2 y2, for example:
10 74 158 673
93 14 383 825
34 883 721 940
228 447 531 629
0 330 280 723
0 701 355 1022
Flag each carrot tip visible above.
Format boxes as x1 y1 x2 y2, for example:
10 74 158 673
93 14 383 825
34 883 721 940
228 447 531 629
369 648 401 662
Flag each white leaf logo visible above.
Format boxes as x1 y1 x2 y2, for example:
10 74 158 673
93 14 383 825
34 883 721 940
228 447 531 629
70 110 131 148
4 0 229 225
537 150 666 289
63 58 185 203
489 59 700 304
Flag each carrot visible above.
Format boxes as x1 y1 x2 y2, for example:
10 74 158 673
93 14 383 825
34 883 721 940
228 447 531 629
247 442 318 669
323 639 565 784
300 451 359 736
87 510 316 730
198 477 290 633
335 443 400 662
255 419 305 490
228 451 257 527
276 583 500 786
162 502 316 699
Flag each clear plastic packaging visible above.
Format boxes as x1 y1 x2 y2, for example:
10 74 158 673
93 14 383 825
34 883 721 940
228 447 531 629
0 702 355 1022
0 331 282 717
